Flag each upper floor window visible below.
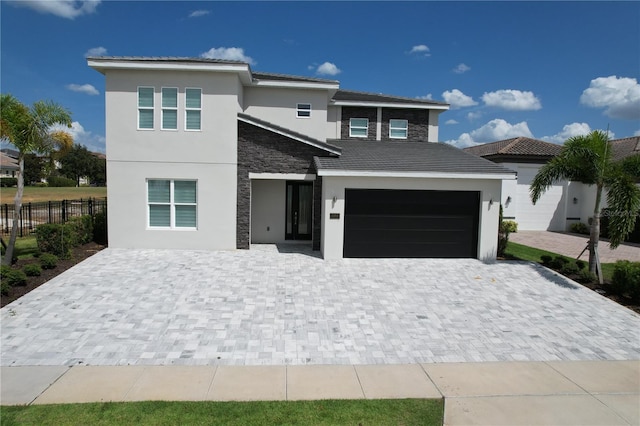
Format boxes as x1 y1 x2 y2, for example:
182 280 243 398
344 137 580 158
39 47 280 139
148 179 197 229
185 88 202 131
161 88 178 130
297 103 311 118
138 87 154 130
349 118 368 137
389 119 408 139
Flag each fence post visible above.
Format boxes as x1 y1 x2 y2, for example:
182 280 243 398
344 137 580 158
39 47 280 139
28 202 33 231
19 205 23 237
62 200 66 223
89 198 93 217
48 201 52 224
3 204 7 235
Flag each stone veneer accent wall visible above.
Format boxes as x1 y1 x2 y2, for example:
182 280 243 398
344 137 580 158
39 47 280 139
340 106 378 140
237 120 329 250
381 108 429 141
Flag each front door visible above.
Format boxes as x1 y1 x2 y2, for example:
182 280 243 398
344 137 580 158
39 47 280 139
286 182 313 240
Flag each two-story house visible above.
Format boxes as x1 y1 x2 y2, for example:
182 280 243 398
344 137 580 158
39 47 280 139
88 56 514 260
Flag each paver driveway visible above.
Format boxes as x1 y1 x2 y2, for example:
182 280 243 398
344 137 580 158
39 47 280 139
1 246 639 367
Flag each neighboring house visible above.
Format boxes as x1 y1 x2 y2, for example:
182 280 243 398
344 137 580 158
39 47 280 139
88 56 515 260
0 152 19 178
464 136 640 232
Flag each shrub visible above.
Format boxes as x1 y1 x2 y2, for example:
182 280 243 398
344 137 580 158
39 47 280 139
540 255 553 266
36 223 75 258
561 262 580 275
577 269 597 284
570 222 589 234
502 220 518 233
0 177 17 187
4 269 27 287
1 280 9 295
497 205 509 257
92 210 108 245
23 264 42 277
47 176 76 187
68 215 93 245
1 264 12 280
612 261 640 301
576 260 586 270
549 256 569 270
33 181 48 187
39 253 58 269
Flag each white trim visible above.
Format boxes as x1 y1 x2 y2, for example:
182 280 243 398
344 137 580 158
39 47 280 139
237 115 341 155
253 80 339 90
349 118 368 138
161 87 178 131
389 119 408 139
147 179 198 230
296 103 312 118
249 173 316 180
185 87 202 131
317 170 516 180
333 100 449 110
137 86 155 130
376 108 382 141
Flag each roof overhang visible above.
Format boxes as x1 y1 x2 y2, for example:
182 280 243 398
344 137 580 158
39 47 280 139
316 170 516 180
331 100 449 110
252 80 340 90
87 58 253 84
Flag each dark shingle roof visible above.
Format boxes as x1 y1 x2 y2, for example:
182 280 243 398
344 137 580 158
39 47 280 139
252 71 339 84
238 113 341 155
463 137 563 159
332 90 448 107
610 136 640 161
315 140 515 176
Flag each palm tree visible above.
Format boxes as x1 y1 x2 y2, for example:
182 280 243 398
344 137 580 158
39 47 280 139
530 130 640 283
0 94 73 266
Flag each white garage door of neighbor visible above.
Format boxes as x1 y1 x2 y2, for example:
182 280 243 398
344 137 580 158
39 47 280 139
516 166 566 231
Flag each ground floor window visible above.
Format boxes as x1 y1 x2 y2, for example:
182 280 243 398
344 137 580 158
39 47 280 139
148 179 197 229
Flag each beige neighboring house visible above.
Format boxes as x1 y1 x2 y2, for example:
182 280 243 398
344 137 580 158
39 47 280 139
464 136 640 231
88 56 515 260
0 152 19 179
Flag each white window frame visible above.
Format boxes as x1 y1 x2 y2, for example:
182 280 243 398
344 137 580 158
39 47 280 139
147 179 198 230
161 87 178 131
389 119 408 139
137 86 154 130
185 88 202 131
349 118 369 138
297 103 311 118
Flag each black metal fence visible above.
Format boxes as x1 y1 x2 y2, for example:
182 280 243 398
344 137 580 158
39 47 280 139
1 198 107 237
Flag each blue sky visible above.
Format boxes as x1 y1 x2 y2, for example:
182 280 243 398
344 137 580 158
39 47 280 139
1 1 639 153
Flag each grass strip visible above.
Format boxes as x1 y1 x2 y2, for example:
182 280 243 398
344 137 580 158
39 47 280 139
1 187 107 203
1 399 443 426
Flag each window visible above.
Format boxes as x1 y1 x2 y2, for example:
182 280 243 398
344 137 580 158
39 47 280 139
349 118 368 137
185 88 202 130
138 87 154 130
297 103 311 118
148 179 197 229
161 88 178 130
389 119 408 139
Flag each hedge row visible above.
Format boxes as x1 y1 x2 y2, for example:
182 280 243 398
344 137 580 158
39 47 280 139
35 215 94 259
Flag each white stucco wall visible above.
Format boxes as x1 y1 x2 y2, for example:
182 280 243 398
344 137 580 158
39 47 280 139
320 176 503 261
326 105 341 140
104 69 241 250
250 180 287 243
243 87 330 141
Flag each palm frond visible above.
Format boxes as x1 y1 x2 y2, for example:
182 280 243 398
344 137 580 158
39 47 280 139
605 174 640 248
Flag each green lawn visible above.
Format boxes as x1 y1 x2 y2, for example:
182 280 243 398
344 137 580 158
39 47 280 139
1 186 106 203
505 241 614 282
1 399 443 426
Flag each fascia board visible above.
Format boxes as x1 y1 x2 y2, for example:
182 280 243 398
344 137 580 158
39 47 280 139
88 60 252 83
331 100 449 110
252 80 340 90
316 170 517 180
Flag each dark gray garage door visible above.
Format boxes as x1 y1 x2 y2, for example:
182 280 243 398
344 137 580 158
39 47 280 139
344 189 480 258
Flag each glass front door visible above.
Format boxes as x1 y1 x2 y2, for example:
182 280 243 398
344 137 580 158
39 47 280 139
286 182 313 240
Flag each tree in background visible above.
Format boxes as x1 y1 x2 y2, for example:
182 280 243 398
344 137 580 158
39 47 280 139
0 94 73 265
530 130 640 283
23 153 45 185
60 143 94 186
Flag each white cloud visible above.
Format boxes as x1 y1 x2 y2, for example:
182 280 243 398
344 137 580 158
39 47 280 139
452 63 471 74
467 111 482 121
9 0 100 19
409 44 430 56
445 118 533 148
66 83 99 96
634 129 640 137
442 89 478 109
315 62 341 76
51 121 105 153
200 47 255 65
416 94 433 100
541 122 592 144
85 46 107 57
580 76 640 120
189 10 210 18
482 89 542 111
445 119 459 125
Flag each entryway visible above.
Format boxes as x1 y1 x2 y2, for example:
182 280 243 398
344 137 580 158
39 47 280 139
286 182 313 240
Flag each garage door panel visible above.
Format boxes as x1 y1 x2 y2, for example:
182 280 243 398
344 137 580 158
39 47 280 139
343 189 479 258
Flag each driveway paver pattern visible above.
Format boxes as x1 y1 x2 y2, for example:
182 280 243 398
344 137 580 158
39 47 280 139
1 246 639 367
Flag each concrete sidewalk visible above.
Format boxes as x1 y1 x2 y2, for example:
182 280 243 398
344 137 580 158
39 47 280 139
2 360 638 425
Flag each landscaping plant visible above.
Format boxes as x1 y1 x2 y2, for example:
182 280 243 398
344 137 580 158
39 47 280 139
612 261 640 301
23 264 42 277
39 253 58 270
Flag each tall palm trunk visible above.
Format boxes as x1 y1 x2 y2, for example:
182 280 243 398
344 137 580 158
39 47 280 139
589 183 603 284
2 154 24 265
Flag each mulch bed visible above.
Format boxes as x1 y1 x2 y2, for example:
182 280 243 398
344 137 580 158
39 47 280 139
1 242 105 308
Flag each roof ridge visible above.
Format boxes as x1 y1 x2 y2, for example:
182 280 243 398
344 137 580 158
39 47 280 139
252 71 339 84
334 89 448 106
